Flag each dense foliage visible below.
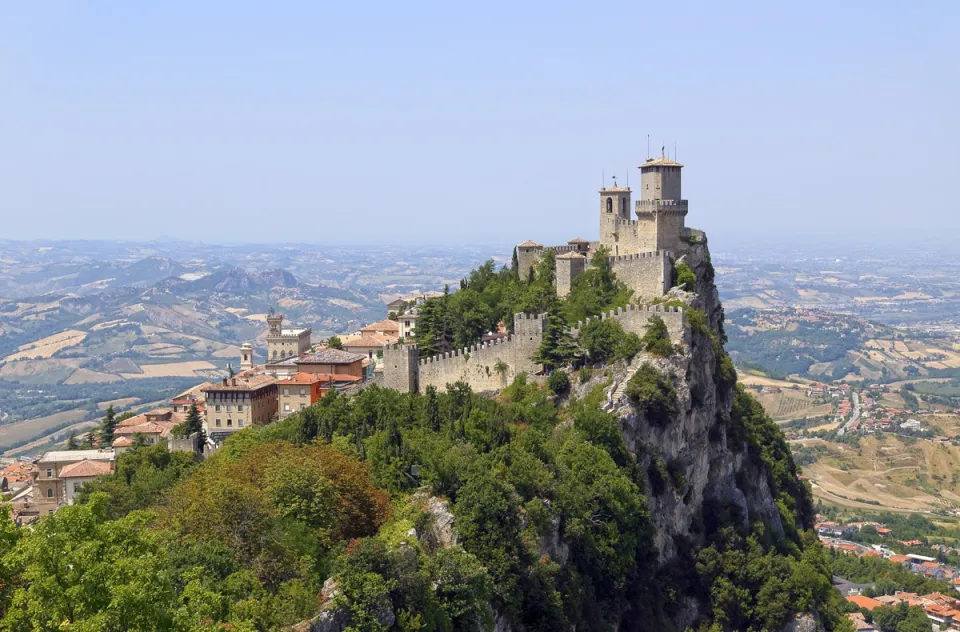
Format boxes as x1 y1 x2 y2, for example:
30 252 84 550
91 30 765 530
413 247 630 357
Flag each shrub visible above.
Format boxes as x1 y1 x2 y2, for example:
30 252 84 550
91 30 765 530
641 315 679 357
548 370 570 395
615 332 642 361
674 262 696 292
625 363 677 426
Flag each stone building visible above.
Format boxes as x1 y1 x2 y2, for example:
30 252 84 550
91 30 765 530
266 310 312 363
516 154 694 300
32 449 115 512
202 374 279 441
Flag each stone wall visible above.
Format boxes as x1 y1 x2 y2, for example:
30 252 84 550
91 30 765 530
383 306 687 394
608 251 672 302
570 303 686 342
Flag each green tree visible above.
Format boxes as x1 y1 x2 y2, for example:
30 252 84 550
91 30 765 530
625 363 677 425
533 304 575 371
674 261 696 291
66 430 79 450
99 404 117 446
328 335 344 350
564 246 631 323
641 314 679 357
511 246 519 280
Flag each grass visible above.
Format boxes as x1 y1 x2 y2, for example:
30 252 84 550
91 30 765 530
0 409 91 451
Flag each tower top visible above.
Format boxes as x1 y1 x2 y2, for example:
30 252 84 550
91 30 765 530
639 156 683 170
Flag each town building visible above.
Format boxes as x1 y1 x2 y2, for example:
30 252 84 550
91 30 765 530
202 375 279 441
266 310 312 363
32 449 115 511
59 460 114 504
293 349 366 379
277 373 325 418
398 309 419 339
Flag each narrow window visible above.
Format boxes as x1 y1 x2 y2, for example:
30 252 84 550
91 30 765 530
606 197 613 213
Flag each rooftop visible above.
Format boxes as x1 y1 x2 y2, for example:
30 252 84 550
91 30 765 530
114 421 177 437
296 349 366 365
557 251 586 259
517 240 543 248
112 437 135 447
38 449 114 464
361 319 400 333
639 156 684 169
203 374 277 392
279 327 311 337
343 333 397 348
846 595 884 611
59 459 114 478
567 237 589 244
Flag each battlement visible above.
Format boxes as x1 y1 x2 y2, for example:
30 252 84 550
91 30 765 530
570 303 687 343
606 250 669 265
636 199 688 210
418 335 513 366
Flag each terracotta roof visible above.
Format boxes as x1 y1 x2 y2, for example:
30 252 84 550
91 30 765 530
0 460 36 483
300 372 362 384
296 349 366 365
639 156 684 169
114 421 176 437
888 554 909 564
203 375 277 392
281 372 327 385
567 237 589 244
342 333 397 348
517 240 543 248
557 251 586 259
59 459 113 478
360 319 400 333
846 595 884 611
112 437 135 447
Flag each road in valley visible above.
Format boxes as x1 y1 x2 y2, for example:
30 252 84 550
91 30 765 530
836 391 860 437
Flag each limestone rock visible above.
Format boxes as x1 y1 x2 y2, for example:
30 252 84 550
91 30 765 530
780 612 822 632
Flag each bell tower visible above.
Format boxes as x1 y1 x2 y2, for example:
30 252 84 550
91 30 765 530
599 175 632 251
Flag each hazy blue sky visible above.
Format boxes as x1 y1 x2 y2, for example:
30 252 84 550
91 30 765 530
2 2 957 247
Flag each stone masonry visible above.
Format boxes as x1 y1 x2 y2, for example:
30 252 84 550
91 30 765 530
383 305 685 393
518 154 692 300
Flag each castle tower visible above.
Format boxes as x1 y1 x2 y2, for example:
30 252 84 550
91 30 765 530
516 240 544 282
383 344 420 393
240 342 254 371
556 251 587 298
636 155 688 254
598 178 633 254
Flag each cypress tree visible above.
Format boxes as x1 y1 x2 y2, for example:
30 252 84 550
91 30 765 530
99 405 117 446
66 430 79 450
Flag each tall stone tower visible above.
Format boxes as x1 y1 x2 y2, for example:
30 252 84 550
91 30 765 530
598 178 633 255
636 155 688 254
267 310 283 338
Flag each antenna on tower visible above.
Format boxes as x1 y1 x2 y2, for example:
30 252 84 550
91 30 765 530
647 134 650 159
626 169 629 188
602 168 605 189
674 141 677 162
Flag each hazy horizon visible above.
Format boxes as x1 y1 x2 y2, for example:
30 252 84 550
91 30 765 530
2 2 957 246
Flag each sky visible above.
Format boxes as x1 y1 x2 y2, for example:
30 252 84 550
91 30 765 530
1 1 957 248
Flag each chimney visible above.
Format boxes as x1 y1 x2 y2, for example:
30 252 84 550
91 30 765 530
231 378 237 387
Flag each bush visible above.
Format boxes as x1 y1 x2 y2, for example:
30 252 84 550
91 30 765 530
548 370 570 395
625 363 677 426
674 262 696 292
641 315 679 357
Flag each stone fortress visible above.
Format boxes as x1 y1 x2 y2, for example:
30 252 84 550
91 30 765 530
384 153 700 394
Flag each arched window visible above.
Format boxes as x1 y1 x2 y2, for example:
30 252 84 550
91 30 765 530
620 197 627 214
606 197 612 213
47 488 53 498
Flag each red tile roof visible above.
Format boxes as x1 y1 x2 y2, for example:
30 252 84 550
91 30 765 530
59 460 113 478
360 319 400 334
847 595 884 611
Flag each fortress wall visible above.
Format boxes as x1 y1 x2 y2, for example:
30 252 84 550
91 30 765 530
416 314 544 392
608 251 672 300
656 212 688 257
383 344 419 392
516 247 542 281
571 304 686 343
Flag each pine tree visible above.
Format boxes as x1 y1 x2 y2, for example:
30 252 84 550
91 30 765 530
511 247 519 280
66 430 79 450
185 402 206 446
82 431 96 449
99 405 117 446
327 336 343 350
533 304 575 371
424 385 441 432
